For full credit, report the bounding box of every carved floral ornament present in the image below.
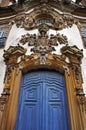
[13,4,77,30]
[19,23,68,64]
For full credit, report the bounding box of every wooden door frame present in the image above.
[0,45,86,130]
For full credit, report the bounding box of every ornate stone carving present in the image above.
[20,33,36,46]
[3,45,27,86]
[61,45,83,59]
[63,15,75,27]
[20,23,68,64]
[61,44,84,112]
[0,88,10,111]
[63,65,70,75]
[14,4,76,30]
[73,64,83,91]
[14,15,25,28]
[54,17,66,30]
[19,52,68,75]
[75,87,85,112]
[4,65,14,86]
[61,45,83,83]
[38,23,49,36]
[74,65,82,82]
[3,44,27,65]
[23,16,35,30]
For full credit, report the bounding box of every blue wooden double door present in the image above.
[15,70,70,130]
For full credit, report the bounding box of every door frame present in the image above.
[0,46,85,130]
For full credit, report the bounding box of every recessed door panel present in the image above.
[15,71,70,130]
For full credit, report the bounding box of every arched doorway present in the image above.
[15,70,70,130]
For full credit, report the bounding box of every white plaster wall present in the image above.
[0,24,86,95]
[0,50,6,95]
[81,58,86,94]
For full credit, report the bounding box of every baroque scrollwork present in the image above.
[19,23,68,64]
[14,4,76,30]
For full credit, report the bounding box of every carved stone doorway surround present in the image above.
[0,44,86,130]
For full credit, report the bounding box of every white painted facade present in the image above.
[0,23,86,95]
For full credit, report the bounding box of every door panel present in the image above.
[15,71,70,130]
